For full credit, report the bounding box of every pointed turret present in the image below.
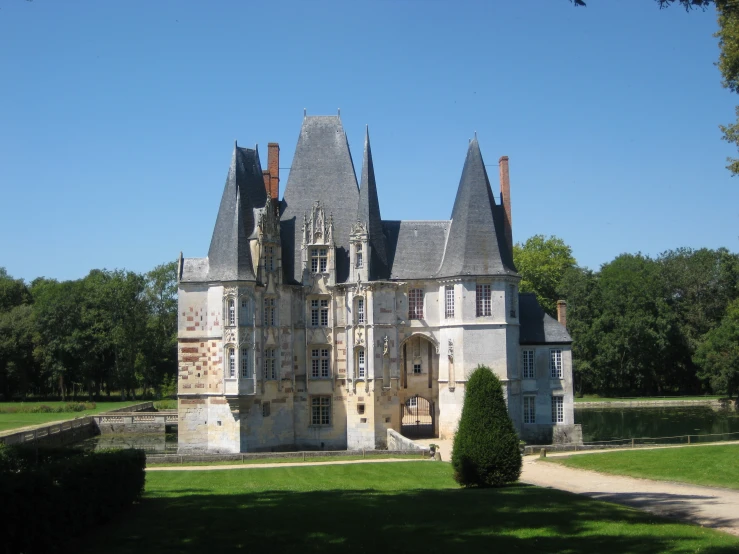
[280,116,359,283]
[437,138,516,278]
[207,144,268,281]
[356,127,389,280]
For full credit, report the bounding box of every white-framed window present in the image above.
[264,297,276,327]
[262,402,270,417]
[445,285,454,318]
[552,395,564,423]
[264,348,276,380]
[509,284,517,318]
[550,349,563,379]
[357,349,365,378]
[265,245,275,272]
[408,288,424,320]
[311,396,331,426]
[522,350,535,379]
[310,298,329,326]
[408,397,418,408]
[357,297,365,324]
[240,298,251,326]
[311,347,330,378]
[228,347,236,378]
[228,298,236,326]
[476,283,492,316]
[241,348,252,379]
[523,395,536,424]
[356,243,363,268]
[311,248,328,273]
[413,362,422,375]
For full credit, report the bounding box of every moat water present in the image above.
[74,405,739,452]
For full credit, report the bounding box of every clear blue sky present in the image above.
[1,0,737,282]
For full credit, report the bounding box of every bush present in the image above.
[0,445,146,553]
[451,366,522,487]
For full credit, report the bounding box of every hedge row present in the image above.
[0,402,96,414]
[0,445,146,554]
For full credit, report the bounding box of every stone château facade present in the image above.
[176,114,581,452]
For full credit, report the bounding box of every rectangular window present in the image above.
[320,299,329,326]
[265,245,274,272]
[262,402,270,417]
[408,288,424,320]
[522,350,535,379]
[311,396,331,426]
[523,396,536,424]
[413,363,422,375]
[357,297,365,324]
[552,396,564,423]
[311,299,319,326]
[357,349,365,378]
[264,348,276,380]
[228,299,236,326]
[476,283,492,316]
[228,347,236,378]
[356,243,363,268]
[550,349,563,379]
[311,348,330,378]
[240,298,251,326]
[311,248,328,273]
[311,298,329,326]
[241,349,252,379]
[264,297,275,327]
[445,285,454,318]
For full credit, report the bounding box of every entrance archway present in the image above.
[401,394,434,438]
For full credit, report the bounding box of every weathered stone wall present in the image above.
[387,428,425,451]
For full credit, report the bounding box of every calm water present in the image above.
[575,405,739,443]
[80,432,179,454]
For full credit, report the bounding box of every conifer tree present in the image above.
[452,366,522,487]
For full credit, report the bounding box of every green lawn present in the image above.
[77,462,739,553]
[574,395,724,403]
[147,454,424,467]
[0,401,141,433]
[547,445,739,490]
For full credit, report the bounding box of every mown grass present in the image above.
[575,395,724,403]
[0,401,141,433]
[547,444,739,490]
[147,454,425,467]
[78,462,739,554]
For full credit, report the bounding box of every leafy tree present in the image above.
[694,298,739,397]
[451,366,521,487]
[0,305,36,399]
[513,235,576,317]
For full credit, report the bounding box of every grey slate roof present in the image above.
[180,257,209,283]
[437,138,517,278]
[206,145,267,282]
[383,221,451,280]
[280,116,359,283]
[519,293,572,344]
[357,128,390,280]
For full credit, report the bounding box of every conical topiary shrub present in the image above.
[451,365,522,487]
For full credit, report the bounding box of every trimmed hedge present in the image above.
[452,366,522,487]
[0,445,146,554]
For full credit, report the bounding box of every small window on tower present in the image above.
[357,404,365,415]
[356,243,363,268]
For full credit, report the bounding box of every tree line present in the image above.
[0,262,177,401]
[515,237,739,398]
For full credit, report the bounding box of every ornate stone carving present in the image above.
[224,327,236,344]
[383,335,389,357]
[258,194,280,240]
[350,220,367,236]
[448,339,454,362]
[302,201,334,247]
[223,286,238,298]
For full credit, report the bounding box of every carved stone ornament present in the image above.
[351,220,368,236]
[303,201,334,247]
[223,286,238,298]
[448,338,454,362]
[383,335,389,357]
[224,328,236,344]
[258,194,280,239]
[356,329,364,346]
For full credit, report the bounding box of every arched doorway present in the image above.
[401,395,434,438]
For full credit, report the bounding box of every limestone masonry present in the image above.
[177,114,580,452]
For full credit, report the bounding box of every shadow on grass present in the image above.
[78,484,739,554]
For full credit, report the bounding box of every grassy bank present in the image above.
[574,395,724,403]
[547,445,739,490]
[79,462,739,553]
[0,401,141,433]
[147,453,424,468]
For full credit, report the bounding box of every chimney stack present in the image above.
[499,156,512,254]
[268,143,280,202]
[557,300,567,328]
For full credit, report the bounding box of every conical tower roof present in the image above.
[357,127,389,280]
[437,138,516,278]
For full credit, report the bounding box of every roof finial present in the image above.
[337,108,341,117]
[304,108,307,118]
[474,131,477,139]
[235,139,238,147]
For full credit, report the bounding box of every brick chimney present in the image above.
[268,143,279,201]
[557,300,567,328]
[499,155,512,254]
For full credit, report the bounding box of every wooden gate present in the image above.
[401,395,434,438]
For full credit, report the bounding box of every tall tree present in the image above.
[694,298,739,396]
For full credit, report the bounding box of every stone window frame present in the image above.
[262,402,271,417]
[264,347,277,380]
[264,244,276,273]
[263,296,277,327]
[523,395,536,424]
[408,288,424,320]
[356,296,365,324]
[355,243,363,268]
[309,296,330,327]
[310,346,331,379]
[476,283,492,317]
[549,349,563,379]
[310,395,332,426]
[239,296,253,327]
[226,344,236,379]
[551,395,564,424]
[356,347,366,379]
[240,347,252,379]
[444,285,454,319]
[310,247,328,273]
[413,362,422,375]
[522,349,535,379]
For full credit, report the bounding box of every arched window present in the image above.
[228,299,236,326]
[357,297,365,324]
[357,349,365,378]
[228,347,236,378]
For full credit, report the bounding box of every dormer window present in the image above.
[356,243,363,268]
[311,248,328,273]
[408,288,424,320]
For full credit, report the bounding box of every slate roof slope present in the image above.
[437,138,517,278]
[180,258,209,283]
[383,220,451,280]
[280,116,359,284]
[206,144,267,282]
[519,293,572,344]
[357,127,390,280]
